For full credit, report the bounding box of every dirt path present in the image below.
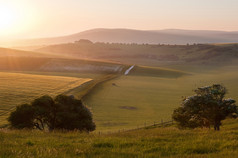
[124,65,135,75]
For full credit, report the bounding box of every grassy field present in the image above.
[1,65,237,132]
[83,65,238,131]
[1,119,238,158]
[0,72,92,126]
[0,44,238,157]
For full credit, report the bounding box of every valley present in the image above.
[0,43,238,131]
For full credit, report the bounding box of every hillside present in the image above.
[83,64,238,131]
[2,29,238,47]
[0,47,127,73]
[0,46,193,75]
[0,47,50,57]
[36,42,238,68]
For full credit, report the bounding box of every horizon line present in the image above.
[1,27,238,40]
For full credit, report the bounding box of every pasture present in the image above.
[84,65,238,131]
[0,72,92,126]
[1,64,238,131]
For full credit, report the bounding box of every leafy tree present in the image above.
[8,95,96,132]
[8,104,35,129]
[172,84,237,130]
[54,95,96,131]
[31,95,56,130]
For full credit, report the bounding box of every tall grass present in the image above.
[1,119,238,157]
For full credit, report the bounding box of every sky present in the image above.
[0,0,238,39]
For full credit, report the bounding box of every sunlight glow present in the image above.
[0,4,18,31]
[0,0,238,39]
[0,1,36,37]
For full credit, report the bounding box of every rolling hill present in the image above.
[2,28,238,47]
[0,47,188,77]
[0,47,49,57]
[35,42,238,68]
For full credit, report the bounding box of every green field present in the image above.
[1,44,238,157]
[84,65,238,131]
[0,72,92,125]
[1,64,238,132]
[1,119,238,158]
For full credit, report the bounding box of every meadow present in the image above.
[0,44,238,157]
[1,119,238,158]
[84,65,238,131]
[0,71,92,126]
[0,66,238,132]
[1,62,238,132]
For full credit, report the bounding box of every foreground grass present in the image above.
[1,119,238,158]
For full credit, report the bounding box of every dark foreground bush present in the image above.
[8,95,96,132]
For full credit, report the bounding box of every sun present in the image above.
[0,5,18,31]
[0,1,36,37]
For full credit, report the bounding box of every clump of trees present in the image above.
[172,84,237,130]
[8,95,96,132]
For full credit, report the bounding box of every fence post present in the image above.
[161,119,164,127]
[154,121,156,126]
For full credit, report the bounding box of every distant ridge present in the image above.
[1,28,238,47]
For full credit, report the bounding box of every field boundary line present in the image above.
[97,119,174,135]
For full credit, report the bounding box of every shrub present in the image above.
[8,95,96,132]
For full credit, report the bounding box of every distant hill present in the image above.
[2,28,238,47]
[36,42,238,67]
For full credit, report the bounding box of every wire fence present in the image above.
[0,106,175,134]
[97,119,174,135]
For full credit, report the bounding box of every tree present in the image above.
[8,95,96,132]
[53,95,96,131]
[31,95,56,131]
[172,84,237,130]
[8,104,35,129]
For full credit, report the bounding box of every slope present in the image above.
[36,42,238,68]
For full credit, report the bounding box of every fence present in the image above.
[97,119,174,135]
[0,107,174,134]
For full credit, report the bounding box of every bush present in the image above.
[8,95,96,132]
[8,104,35,129]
